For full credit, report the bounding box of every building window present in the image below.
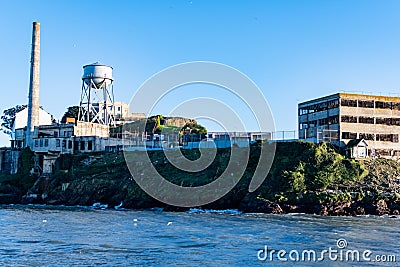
[68,140,72,149]
[341,115,357,123]
[393,102,400,111]
[328,115,339,125]
[44,139,49,147]
[56,139,60,147]
[54,131,58,138]
[80,141,85,150]
[88,140,93,150]
[117,107,121,111]
[392,118,400,126]
[308,120,317,128]
[299,123,308,130]
[40,139,43,147]
[62,140,66,148]
[342,132,357,139]
[375,101,392,109]
[318,118,328,126]
[376,134,398,142]
[299,108,308,115]
[359,133,375,141]
[341,99,357,107]
[359,116,374,124]
[35,140,38,147]
[358,100,374,108]
[327,99,339,109]
[376,117,392,125]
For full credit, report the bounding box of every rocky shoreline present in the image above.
[0,142,399,216]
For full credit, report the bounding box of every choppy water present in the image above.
[0,205,398,266]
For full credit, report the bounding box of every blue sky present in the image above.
[1,0,400,145]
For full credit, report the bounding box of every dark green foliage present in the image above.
[180,122,207,135]
[262,142,368,198]
[123,115,207,136]
[1,105,27,135]
[0,147,36,191]
[61,106,80,123]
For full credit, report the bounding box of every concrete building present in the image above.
[298,93,400,159]
[11,106,53,149]
[181,132,271,149]
[93,101,145,122]
[15,121,127,174]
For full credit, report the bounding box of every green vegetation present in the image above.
[61,106,80,123]
[264,142,368,195]
[0,147,36,192]
[0,140,398,215]
[121,115,207,136]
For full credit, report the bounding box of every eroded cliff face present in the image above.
[2,142,400,216]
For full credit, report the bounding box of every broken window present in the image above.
[375,101,392,109]
[359,117,374,124]
[318,118,328,126]
[393,102,400,111]
[341,99,357,107]
[358,100,374,108]
[376,117,392,125]
[359,133,375,140]
[328,115,339,125]
[341,115,357,123]
[327,99,339,109]
[392,118,400,126]
[308,120,317,127]
[80,141,85,150]
[377,134,395,142]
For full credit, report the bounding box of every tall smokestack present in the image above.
[26,22,40,148]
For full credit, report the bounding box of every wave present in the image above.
[187,208,242,215]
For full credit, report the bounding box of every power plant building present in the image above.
[298,93,400,159]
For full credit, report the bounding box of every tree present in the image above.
[180,122,207,135]
[61,106,80,123]
[1,105,27,136]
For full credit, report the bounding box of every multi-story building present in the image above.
[92,101,145,122]
[298,93,400,158]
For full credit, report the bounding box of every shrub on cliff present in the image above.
[264,142,368,195]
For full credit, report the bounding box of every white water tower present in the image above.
[78,62,115,126]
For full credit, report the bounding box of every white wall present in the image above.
[13,107,53,130]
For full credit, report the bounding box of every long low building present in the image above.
[298,92,400,159]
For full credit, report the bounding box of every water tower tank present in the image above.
[82,62,113,87]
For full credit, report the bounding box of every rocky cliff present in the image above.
[1,142,399,216]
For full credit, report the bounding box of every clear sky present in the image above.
[1,0,400,146]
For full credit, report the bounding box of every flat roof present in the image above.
[299,92,400,107]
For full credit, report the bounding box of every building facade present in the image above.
[298,93,400,158]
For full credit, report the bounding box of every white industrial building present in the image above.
[11,107,53,149]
